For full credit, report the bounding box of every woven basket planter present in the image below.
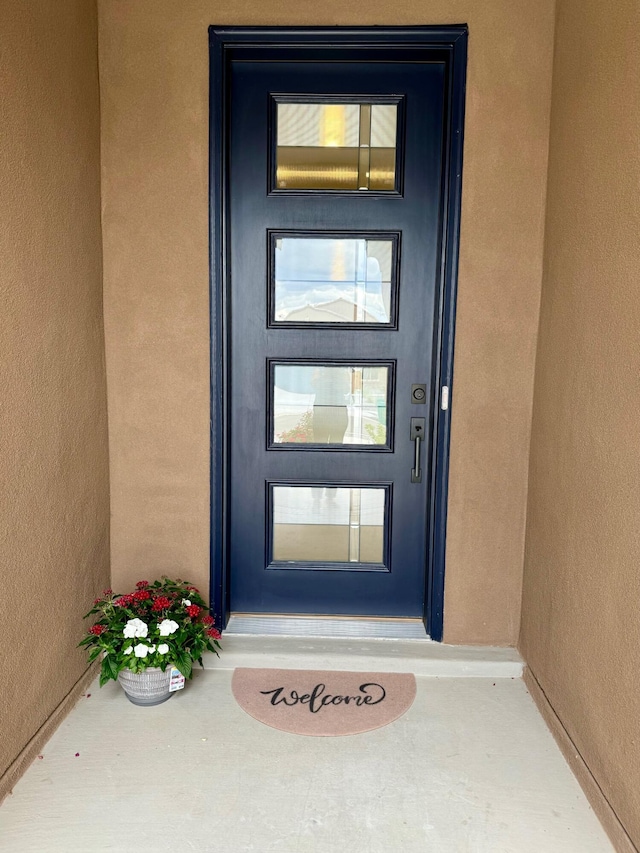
[117,666,173,706]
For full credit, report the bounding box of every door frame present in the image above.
[208,25,467,641]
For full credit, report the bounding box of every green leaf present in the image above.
[104,655,120,681]
[176,655,192,679]
[205,640,221,656]
[100,659,114,686]
[82,605,101,619]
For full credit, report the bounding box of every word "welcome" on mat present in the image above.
[231,668,416,736]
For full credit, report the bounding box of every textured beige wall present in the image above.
[520,0,640,846]
[0,1,109,781]
[99,0,555,644]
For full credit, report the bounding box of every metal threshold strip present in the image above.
[225,614,430,640]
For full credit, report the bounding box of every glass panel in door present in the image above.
[271,233,398,326]
[270,485,388,567]
[270,362,392,448]
[275,101,399,191]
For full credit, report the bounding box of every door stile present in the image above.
[426,37,467,641]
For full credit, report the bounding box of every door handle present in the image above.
[410,417,426,483]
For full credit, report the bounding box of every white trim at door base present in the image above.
[225,614,429,640]
[205,633,524,678]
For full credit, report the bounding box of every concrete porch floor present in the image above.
[0,642,615,852]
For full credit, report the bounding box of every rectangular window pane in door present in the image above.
[271,363,392,448]
[271,485,387,566]
[275,101,398,191]
[272,234,396,325]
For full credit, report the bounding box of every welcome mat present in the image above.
[231,668,416,736]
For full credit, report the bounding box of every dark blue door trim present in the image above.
[208,26,467,641]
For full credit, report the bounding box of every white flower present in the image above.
[182,599,191,607]
[123,618,148,639]
[148,645,156,653]
[123,646,133,655]
[158,619,179,637]
[157,643,169,655]
[133,643,150,658]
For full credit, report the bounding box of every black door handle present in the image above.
[410,417,425,483]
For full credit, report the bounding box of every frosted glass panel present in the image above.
[370,104,397,148]
[273,236,394,324]
[276,102,398,191]
[273,364,390,447]
[272,486,385,563]
[277,103,361,148]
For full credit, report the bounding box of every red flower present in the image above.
[93,598,101,605]
[114,594,134,607]
[134,589,151,601]
[89,624,106,635]
[186,585,199,592]
[202,615,214,626]
[102,588,113,596]
[207,628,221,639]
[152,596,171,611]
[187,605,201,618]
[136,580,149,589]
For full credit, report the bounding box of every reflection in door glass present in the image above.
[272,364,389,447]
[276,102,397,190]
[272,486,385,564]
[273,236,394,324]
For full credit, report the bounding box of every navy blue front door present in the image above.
[227,57,446,618]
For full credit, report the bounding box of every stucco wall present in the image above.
[0,1,109,782]
[520,0,640,846]
[99,0,555,644]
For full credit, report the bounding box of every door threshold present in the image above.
[225,614,429,640]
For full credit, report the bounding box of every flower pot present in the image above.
[117,666,173,706]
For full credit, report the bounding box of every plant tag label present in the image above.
[169,667,185,692]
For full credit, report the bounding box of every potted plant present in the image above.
[79,578,222,706]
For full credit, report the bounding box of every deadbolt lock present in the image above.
[411,384,427,404]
